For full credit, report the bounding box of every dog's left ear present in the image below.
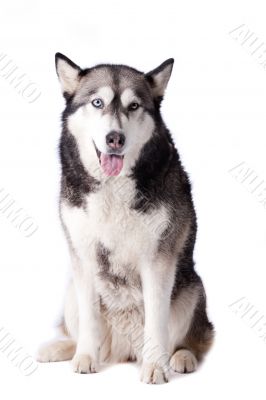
[145,58,174,98]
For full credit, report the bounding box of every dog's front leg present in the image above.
[140,258,175,384]
[71,254,101,374]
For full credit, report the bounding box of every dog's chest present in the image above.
[86,178,166,260]
[61,178,169,306]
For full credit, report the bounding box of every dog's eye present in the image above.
[128,102,139,111]
[92,98,104,108]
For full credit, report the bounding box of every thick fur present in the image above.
[38,54,214,384]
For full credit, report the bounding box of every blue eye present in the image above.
[92,98,104,108]
[128,102,139,111]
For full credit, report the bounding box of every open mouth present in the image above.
[94,144,124,177]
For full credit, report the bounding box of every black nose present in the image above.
[106,131,125,150]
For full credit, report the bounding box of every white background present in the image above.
[0,0,265,398]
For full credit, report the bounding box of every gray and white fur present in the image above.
[38,53,214,384]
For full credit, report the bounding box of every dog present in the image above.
[38,53,214,384]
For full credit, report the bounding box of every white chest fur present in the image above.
[61,176,170,307]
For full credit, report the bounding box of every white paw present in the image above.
[37,340,74,363]
[72,353,98,374]
[170,349,198,373]
[140,362,169,384]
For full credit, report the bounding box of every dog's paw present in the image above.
[170,349,198,373]
[37,340,75,363]
[72,353,99,374]
[38,344,58,363]
[140,362,169,384]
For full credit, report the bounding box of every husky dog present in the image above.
[38,53,214,384]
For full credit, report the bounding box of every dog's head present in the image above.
[56,53,174,177]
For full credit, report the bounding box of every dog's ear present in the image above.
[55,53,82,97]
[145,58,174,98]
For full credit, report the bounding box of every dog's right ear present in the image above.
[55,53,82,97]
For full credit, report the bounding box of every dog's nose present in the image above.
[106,131,125,150]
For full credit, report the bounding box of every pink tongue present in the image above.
[100,153,124,176]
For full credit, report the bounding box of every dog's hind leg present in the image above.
[38,339,76,362]
[38,282,78,363]
[169,280,214,374]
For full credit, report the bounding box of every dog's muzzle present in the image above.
[93,133,125,177]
